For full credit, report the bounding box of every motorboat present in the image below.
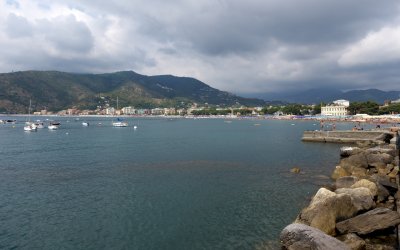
[6,119,16,124]
[112,112,128,127]
[112,121,128,127]
[34,120,45,129]
[48,124,59,130]
[82,122,89,126]
[48,121,60,130]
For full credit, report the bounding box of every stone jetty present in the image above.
[302,130,397,144]
[281,131,400,249]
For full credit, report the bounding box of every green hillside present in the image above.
[0,70,265,113]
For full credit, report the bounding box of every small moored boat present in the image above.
[48,121,60,130]
[112,118,128,127]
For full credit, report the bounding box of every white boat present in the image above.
[24,123,37,132]
[24,99,37,132]
[34,120,45,129]
[48,124,58,130]
[48,121,60,130]
[82,122,89,126]
[112,120,128,127]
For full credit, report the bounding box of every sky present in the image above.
[1,0,400,95]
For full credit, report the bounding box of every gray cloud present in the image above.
[36,15,94,53]
[6,13,33,38]
[1,0,400,95]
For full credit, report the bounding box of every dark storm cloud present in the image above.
[1,0,400,94]
[135,0,399,55]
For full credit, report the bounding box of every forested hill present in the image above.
[0,70,265,113]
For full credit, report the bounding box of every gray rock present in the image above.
[366,146,396,157]
[336,233,365,250]
[367,153,394,166]
[340,147,361,158]
[371,175,398,193]
[340,153,368,170]
[280,223,350,250]
[365,243,396,250]
[376,184,390,203]
[336,176,359,189]
[335,187,375,211]
[336,207,400,235]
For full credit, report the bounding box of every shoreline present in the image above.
[2,114,400,123]
[281,131,400,249]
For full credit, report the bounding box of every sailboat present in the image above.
[24,99,37,132]
[112,97,128,127]
[112,117,128,127]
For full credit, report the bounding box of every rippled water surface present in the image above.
[0,117,344,249]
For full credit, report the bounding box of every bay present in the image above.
[0,117,344,249]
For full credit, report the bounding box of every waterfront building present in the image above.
[67,108,79,115]
[122,106,136,115]
[332,99,350,107]
[321,100,349,116]
[151,108,164,115]
[105,107,115,115]
[392,99,400,104]
[164,108,176,115]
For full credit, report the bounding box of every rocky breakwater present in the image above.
[280,142,400,250]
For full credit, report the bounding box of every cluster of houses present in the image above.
[33,105,263,116]
[31,98,400,117]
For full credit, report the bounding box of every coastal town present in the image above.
[20,97,400,123]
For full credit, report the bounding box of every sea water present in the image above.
[0,117,345,249]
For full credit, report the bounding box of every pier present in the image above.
[302,130,398,145]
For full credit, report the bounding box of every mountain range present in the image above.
[256,88,400,104]
[1,70,399,113]
[0,70,265,113]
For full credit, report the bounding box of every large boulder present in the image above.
[296,188,358,235]
[332,166,350,180]
[336,233,365,250]
[280,223,350,250]
[376,184,390,203]
[367,146,397,157]
[340,147,361,158]
[351,179,378,197]
[350,167,367,178]
[336,208,400,235]
[335,187,375,211]
[387,166,399,179]
[370,175,398,193]
[367,153,394,167]
[335,176,359,189]
[340,153,368,170]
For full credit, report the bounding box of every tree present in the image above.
[312,102,325,115]
[348,101,379,115]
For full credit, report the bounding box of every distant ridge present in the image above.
[0,70,265,113]
[258,88,400,104]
